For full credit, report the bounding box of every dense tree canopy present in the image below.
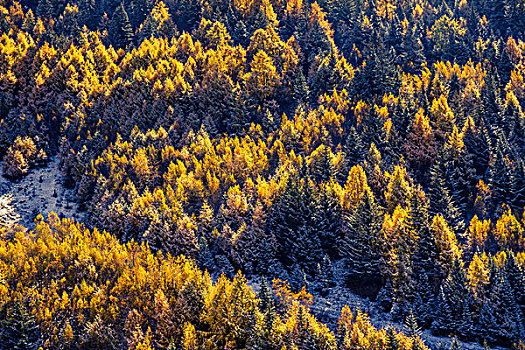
[1,0,525,346]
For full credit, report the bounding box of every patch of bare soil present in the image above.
[0,157,86,228]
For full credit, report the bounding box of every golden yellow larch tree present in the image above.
[243,50,280,102]
[467,215,491,253]
[431,214,461,276]
[494,208,525,251]
[201,272,259,349]
[385,165,414,213]
[445,125,465,160]
[405,108,438,169]
[467,252,489,301]
[430,94,456,140]
[340,164,371,212]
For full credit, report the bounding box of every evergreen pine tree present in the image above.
[292,69,310,109]
[411,188,439,278]
[377,278,394,312]
[313,182,342,257]
[339,191,382,291]
[412,273,435,328]
[481,70,505,126]
[270,173,322,273]
[289,263,309,291]
[489,137,512,212]
[257,276,277,331]
[508,155,525,213]
[109,3,134,49]
[387,327,400,350]
[463,117,492,177]
[428,160,465,235]
[487,268,525,344]
[79,0,97,29]
[405,309,422,339]
[37,0,54,19]
[506,252,525,315]
[441,128,476,220]
[477,301,498,343]
[399,25,425,73]
[309,145,334,183]
[344,126,365,166]
[315,254,335,296]
[432,285,454,335]
[434,260,473,337]
[449,337,462,350]
[197,236,215,272]
[131,0,150,28]
[0,302,43,350]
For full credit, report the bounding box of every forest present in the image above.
[0,0,525,348]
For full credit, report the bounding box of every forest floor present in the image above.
[0,159,500,350]
[0,157,86,228]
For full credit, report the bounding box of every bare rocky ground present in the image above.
[0,157,86,228]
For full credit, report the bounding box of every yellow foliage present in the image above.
[431,214,461,275]
[494,208,525,251]
[467,215,490,252]
[341,165,371,212]
[385,165,413,212]
[430,94,455,138]
[467,253,489,299]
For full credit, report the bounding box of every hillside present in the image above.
[1,0,525,348]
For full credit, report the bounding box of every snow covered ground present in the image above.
[0,157,86,228]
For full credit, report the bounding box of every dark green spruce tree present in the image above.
[339,191,383,294]
[0,302,43,350]
[109,3,134,49]
[270,173,322,274]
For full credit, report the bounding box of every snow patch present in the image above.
[0,157,86,228]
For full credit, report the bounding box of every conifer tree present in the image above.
[405,309,422,339]
[433,260,472,337]
[110,3,134,49]
[449,337,462,350]
[486,268,525,343]
[339,190,382,289]
[315,254,335,296]
[0,302,43,350]
[377,278,394,312]
[405,108,438,175]
[489,138,512,212]
[131,0,150,28]
[270,173,322,273]
[431,214,461,277]
[428,160,465,235]
[344,126,365,166]
[462,117,491,177]
[313,181,342,256]
[387,327,400,350]
[411,188,439,277]
[412,273,435,328]
[308,144,335,183]
[442,126,475,216]
[79,0,97,29]
[37,0,54,19]
[477,301,498,343]
[506,252,525,314]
